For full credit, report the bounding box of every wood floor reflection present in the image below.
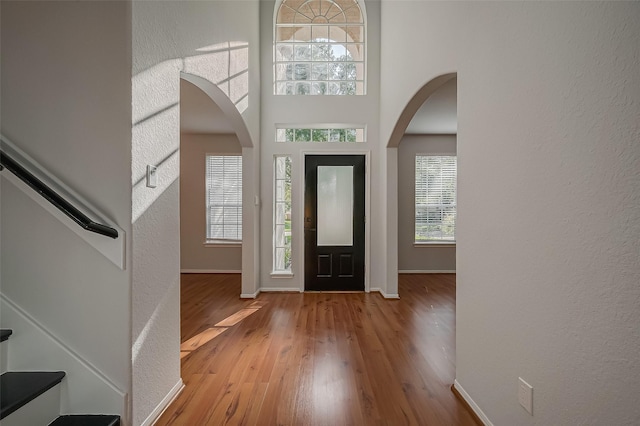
[154,273,479,426]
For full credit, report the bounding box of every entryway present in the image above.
[304,155,365,291]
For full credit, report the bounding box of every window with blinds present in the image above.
[206,155,242,242]
[415,155,457,243]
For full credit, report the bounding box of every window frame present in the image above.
[274,0,367,96]
[205,154,243,245]
[414,154,457,245]
[272,155,293,275]
[275,124,366,143]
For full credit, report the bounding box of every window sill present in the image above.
[270,271,294,278]
[414,242,456,248]
[204,241,242,248]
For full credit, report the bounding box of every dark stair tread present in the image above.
[0,371,66,419]
[0,329,12,342]
[49,415,121,426]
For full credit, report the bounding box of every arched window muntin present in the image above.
[274,0,366,95]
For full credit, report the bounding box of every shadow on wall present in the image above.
[132,41,250,222]
[131,41,251,425]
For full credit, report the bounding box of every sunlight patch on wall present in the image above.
[132,42,250,222]
[132,59,182,223]
[183,42,250,114]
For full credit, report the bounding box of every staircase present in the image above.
[0,329,120,426]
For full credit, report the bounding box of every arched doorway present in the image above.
[387,73,457,295]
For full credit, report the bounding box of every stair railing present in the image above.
[0,148,118,239]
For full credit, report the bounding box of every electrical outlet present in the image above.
[518,377,533,415]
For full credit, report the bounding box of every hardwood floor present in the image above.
[155,273,479,426]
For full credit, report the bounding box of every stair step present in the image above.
[0,329,12,342]
[49,415,121,426]
[0,371,66,419]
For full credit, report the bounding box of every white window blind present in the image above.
[415,155,457,242]
[206,155,242,241]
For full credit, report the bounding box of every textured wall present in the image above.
[131,1,260,424]
[1,0,131,418]
[382,2,640,424]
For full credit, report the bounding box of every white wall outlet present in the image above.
[518,377,533,415]
[146,165,157,188]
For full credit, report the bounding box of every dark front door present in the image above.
[304,155,365,291]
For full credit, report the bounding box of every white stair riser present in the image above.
[0,382,61,426]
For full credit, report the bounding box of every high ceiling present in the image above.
[180,76,457,135]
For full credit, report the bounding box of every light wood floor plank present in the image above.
[154,273,480,426]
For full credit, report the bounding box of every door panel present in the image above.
[305,155,365,291]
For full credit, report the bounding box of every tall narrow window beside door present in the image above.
[273,156,292,272]
[415,155,456,243]
[206,155,242,242]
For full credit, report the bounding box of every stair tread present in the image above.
[49,415,120,426]
[0,371,66,420]
[0,329,12,342]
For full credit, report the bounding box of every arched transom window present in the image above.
[275,0,365,95]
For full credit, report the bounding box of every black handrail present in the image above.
[0,150,118,239]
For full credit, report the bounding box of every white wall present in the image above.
[258,0,390,294]
[382,2,640,424]
[1,0,132,419]
[131,1,260,424]
[180,133,242,272]
[398,135,456,272]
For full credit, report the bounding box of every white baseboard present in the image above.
[180,269,241,274]
[259,287,302,293]
[140,379,184,426]
[398,270,456,274]
[453,380,492,426]
[240,290,261,299]
[370,288,400,299]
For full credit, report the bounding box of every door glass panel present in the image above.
[317,165,353,246]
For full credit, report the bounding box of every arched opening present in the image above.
[179,73,257,299]
[387,73,457,297]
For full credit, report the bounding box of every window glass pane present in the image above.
[345,26,363,43]
[294,45,311,61]
[276,44,294,61]
[311,25,330,41]
[311,63,328,80]
[295,81,311,94]
[317,166,353,246]
[311,82,327,95]
[295,128,311,141]
[329,26,347,43]
[312,129,329,142]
